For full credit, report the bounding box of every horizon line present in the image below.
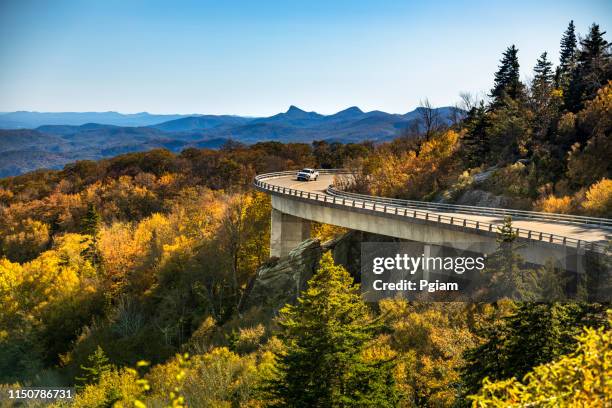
[0,104,459,118]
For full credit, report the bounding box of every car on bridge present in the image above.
[296,168,319,181]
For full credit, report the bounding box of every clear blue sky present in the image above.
[0,0,610,116]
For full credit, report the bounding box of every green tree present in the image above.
[487,97,532,162]
[461,102,490,167]
[76,346,113,389]
[81,203,102,266]
[531,52,561,151]
[533,52,554,91]
[566,23,611,111]
[268,252,399,407]
[531,52,555,111]
[490,45,524,106]
[460,305,513,402]
[469,310,611,407]
[482,216,537,301]
[82,203,102,236]
[460,303,607,404]
[555,20,577,90]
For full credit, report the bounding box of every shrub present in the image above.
[535,195,574,214]
[233,324,266,354]
[70,368,141,408]
[582,178,612,217]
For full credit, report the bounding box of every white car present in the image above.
[296,168,319,181]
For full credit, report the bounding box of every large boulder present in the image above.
[242,238,324,313]
[241,231,400,314]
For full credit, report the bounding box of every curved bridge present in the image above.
[254,170,611,270]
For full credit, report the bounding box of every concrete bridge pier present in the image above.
[271,208,311,258]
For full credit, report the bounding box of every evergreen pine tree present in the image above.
[461,102,490,167]
[483,217,538,301]
[82,203,102,236]
[496,215,518,244]
[460,303,607,404]
[75,346,112,389]
[490,45,524,106]
[81,203,102,266]
[460,308,511,400]
[502,303,578,375]
[531,52,557,142]
[555,20,577,89]
[566,23,611,111]
[268,252,399,407]
[532,52,554,98]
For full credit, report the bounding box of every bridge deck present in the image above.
[264,174,611,246]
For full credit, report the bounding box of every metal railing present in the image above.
[253,170,610,253]
[327,187,612,228]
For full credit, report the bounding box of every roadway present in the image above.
[261,173,611,249]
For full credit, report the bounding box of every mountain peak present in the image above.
[286,105,306,114]
[338,106,363,115]
[326,106,366,121]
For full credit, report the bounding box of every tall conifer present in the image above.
[461,102,490,167]
[490,45,524,106]
[555,20,577,89]
[268,252,399,407]
[566,23,611,110]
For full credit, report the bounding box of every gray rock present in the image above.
[242,230,401,314]
[242,238,324,314]
[455,189,515,208]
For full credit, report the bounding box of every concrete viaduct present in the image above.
[254,170,611,272]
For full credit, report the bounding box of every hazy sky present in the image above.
[0,0,610,116]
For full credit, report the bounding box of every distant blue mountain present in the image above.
[0,105,459,177]
[151,115,252,132]
[323,106,365,122]
[0,111,196,129]
[36,123,120,136]
[251,105,325,127]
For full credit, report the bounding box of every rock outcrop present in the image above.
[455,189,516,208]
[242,238,325,313]
[242,231,400,314]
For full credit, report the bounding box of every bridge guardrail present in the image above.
[326,186,612,228]
[254,170,610,254]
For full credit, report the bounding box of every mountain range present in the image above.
[0,111,197,129]
[0,106,457,177]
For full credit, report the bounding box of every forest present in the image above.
[0,21,610,407]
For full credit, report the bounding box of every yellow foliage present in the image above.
[419,128,460,161]
[369,130,461,199]
[68,368,142,407]
[470,314,612,407]
[234,324,266,354]
[578,80,612,130]
[98,222,139,290]
[121,347,264,407]
[0,218,50,261]
[536,195,574,214]
[582,178,612,217]
[567,82,612,187]
[378,300,478,406]
[311,222,349,242]
[0,258,24,336]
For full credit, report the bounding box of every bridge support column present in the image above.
[423,244,432,281]
[271,208,311,258]
[422,244,443,281]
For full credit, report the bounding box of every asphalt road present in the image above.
[264,174,611,246]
